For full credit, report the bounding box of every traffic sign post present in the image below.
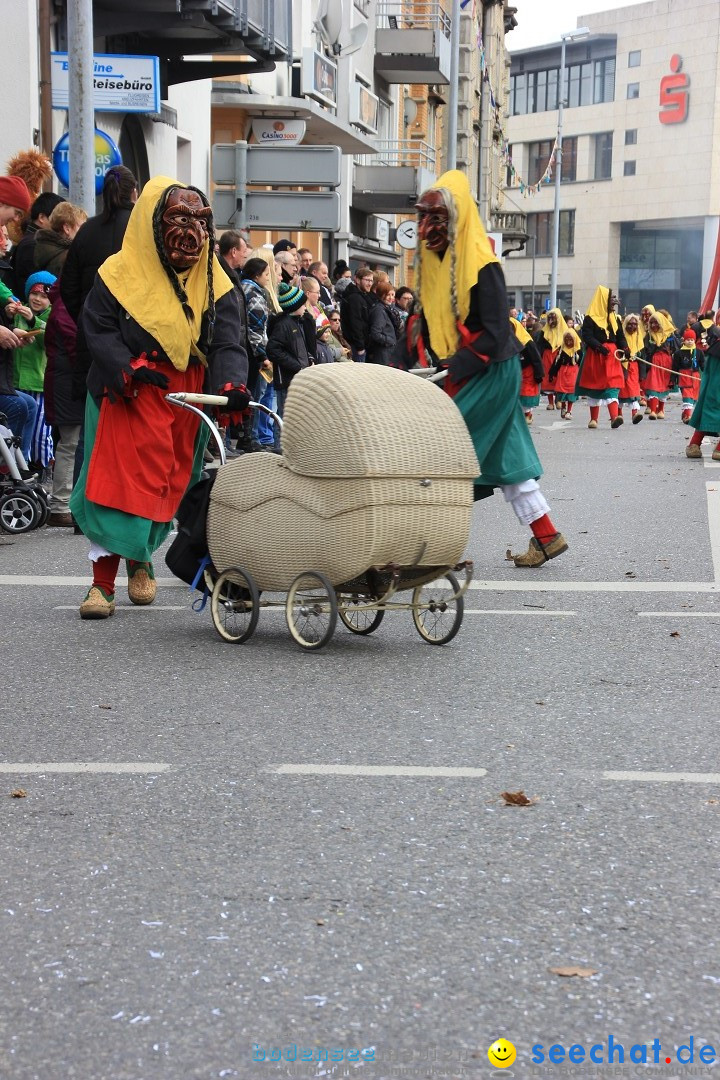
[211,141,342,230]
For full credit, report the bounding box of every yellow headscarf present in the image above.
[648,310,674,347]
[623,315,643,357]
[561,327,581,356]
[542,307,569,351]
[585,286,620,335]
[510,316,532,347]
[99,175,233,371]
[417,170,498,360]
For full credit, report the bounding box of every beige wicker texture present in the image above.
[280,363,479,478]
[207,454,473,592]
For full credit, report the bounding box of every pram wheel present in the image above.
[211,566,260,643]
[411,571,464,645]
[286,571,337,651]
[338,596,385,635]
[34,489,50,527]
[0,490,41,533]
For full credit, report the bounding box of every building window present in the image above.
[627,82,640,99]
[528,137,576,185]
[625,129,637,145]
[594,132,613,179]
[526,210,575,257]
[628,50,641,67]
[624,160,637,176]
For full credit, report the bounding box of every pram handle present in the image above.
[165,393,283,468]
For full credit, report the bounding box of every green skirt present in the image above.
[70,394,208,562]
[453,358,543,499]
[690,355,720,433]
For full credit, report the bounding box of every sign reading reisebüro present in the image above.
[50,53,160,114]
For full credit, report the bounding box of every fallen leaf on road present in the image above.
[535,700,545,705]
[670,631,680,637]
[315,919,325,926]
[501,790,537,806]
[706,798,719,805]
[625,571,636,578]
[549,965,597,978]
[97,704,112,710]
[10,789,27,798]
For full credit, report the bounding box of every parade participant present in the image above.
[414,170,567,568]
[549,326,581,420]
[686,314,720,460]
[577,285,628,428]
[513,315,544,424]
[673,328,702,424]
[69,176,250,619]
[644,311,674,419]
[537,307,568,410]
[618,313,644,424]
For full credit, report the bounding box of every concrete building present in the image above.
[503,0,720,321]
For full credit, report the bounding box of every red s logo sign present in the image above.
[659,54,689,125]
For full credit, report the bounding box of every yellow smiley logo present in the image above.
[488,1038,516,1068]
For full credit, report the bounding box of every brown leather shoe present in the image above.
[47,511,74,527]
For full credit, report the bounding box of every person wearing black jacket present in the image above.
[10,192,65,300]
[266,282,315,413]
[340,267,374,361]
[367,282,398,365]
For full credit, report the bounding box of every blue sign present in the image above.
[53,128,122,195]
[545,298,551,311]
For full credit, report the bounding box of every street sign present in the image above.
[213,190,341,232]
[51,52,160,114]
[396,219,417,249]
[212,144,342,187]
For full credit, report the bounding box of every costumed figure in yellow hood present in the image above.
[577,285,628,428]
[70,176,250,619]
[548,326,581,420]
[672,327,702,425]
[617,314,645,425]
[414,169,568,568]
[687,311,720,458]
[536,307,569,411]
[512,315,544,426]
[642,309,676,419]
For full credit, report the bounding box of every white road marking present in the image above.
[706,482,720,582]
[0,762,171,774]
[52,604,576,617]
[6,575,718,593]
[604,771,720,784]
[273,764,487,777]
[703,460,720,469]
[462,609,576,615]
[637,611,720,618]
[53,605,187,611]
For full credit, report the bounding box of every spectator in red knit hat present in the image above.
[0,176,32,226]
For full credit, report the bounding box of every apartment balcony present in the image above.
[490,209,529,254]
[353,140,437,214]
[374,1,451,85]
[63,0,291,86]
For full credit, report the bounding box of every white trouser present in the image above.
[88,542,114,561]
[501,479,550,526]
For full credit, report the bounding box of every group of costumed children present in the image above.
[518,289,703,431]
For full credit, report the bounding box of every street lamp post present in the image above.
[550,27,590,310]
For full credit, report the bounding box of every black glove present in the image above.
[598,344,610,357]
[223,388,252,412]
[132,366,170,388]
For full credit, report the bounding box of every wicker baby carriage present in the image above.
[170,363,479,649]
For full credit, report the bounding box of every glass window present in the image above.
[623,160,636,176]
[512,72,527,115]
[594,57,615,103]
[594,132,613,179]
[579,62,593,106]
[628,50,641,67]
[625,129,637,145]
[526,210,575,257]
[627,82,640,99]
[528,139,554,186]
[561,136,577,181]
[546,68,559,112]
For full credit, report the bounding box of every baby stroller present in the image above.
[166,364,479,650]
[0,411,50,533]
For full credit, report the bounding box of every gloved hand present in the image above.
[597,344,610,357]
[133,366,170,388]
[223,388,252,412]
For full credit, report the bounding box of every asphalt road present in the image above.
[2,397,719,1080]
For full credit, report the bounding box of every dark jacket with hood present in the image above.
[266,311,316,390]
[60,207,133,322]
[340,281,374,351]
[34,229,73,279]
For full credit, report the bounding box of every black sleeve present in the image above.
[59,238,85,322]
[581,315,607,351]
[462,263,513,360]
[80,278,135,399]
[206,289,249,394]
[522,340,544,382]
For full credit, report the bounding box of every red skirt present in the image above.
[578,346,624,392]
[540,347,556,392]
[86,363,205,521]
[678,369,700,402]
[644,349,672,394]
[620,359,642,399]
[554,362,578,396]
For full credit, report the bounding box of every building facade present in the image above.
[503,0,720,321]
